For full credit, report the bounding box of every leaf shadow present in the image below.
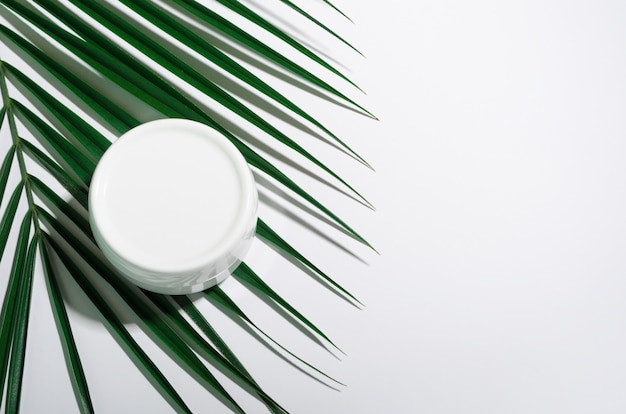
[258,187,368,265]
[229,269,340,360]
[200,291,342,391]
[195,105,370,209]
[165,1,366,118]
[258,234,363,310]
[103,2,355,157]
[46,230,262,413]
[0,1,374,412]
[255,173,363,246]
[243,0,351,70]
[44,246,191,413]
[0,8,159,135]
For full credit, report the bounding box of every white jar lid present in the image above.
[89,119,258,294]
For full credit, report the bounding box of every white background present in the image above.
[4,0,626,413]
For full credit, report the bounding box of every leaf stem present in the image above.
[0,63,40,235]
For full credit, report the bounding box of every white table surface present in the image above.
[3,0,626,413]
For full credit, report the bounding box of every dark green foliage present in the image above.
[0,1,371,412]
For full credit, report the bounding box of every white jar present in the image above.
[89,119,258,294]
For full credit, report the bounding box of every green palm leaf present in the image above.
[0,1,373,412]
[38,241,94,414]
[233,262,341,351]
[207,287,345,386]
[276,0,362,55]
[85,0,370,167]
[212,0,360,90]
[0,181,22,258]
[2,2,372,245]
[169,0,375,117]
[6,235,37,414]
[57,0,370,206]
[320,0,354,22]
[0,211,30,404]
[44,236,192,414]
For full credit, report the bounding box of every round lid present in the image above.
[89,119,258,294]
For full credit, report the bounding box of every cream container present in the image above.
[89,119,258,294]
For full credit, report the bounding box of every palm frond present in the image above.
[276,0,362,55]
[207,286,345,386]
[39,241,93,414]
[0,0,373,412]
